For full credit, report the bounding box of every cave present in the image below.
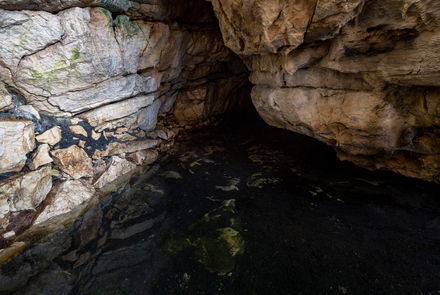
[0,0,440,294]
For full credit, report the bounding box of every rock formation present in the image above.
[209,0,440,183]
[0,0,249,240]
[1,0,440,252]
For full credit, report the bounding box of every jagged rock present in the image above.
[28,144,53,171]
[0,166,52,213]
[208,0,440,182]
[92,139,160,159]
[34,179,95,225]
[0,120,35,174]
[68,125,88,137]
[36,126,62,146]
[17,105,40,120]
[80,93,158,131]
[0,9,64,71]
[111,133,137,142]
[51,145,93,179]
[93,156,136,188]
[91,130,101,140]
[126,149,159,165]
[0,82,13,112]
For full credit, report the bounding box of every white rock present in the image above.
[0,166,52,212]
[0,81,13,112]
[93,156,136,188]
[34,179,95,225]
[0,119,35,174]
[36,126,62,146]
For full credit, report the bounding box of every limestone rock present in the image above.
[0,166,52,213]
[126,149,159,165]
[68,125,88,137]
[36,126,62,146]
[208,0,440,182]
[111,133,137,142]
[0,9,64,71]
[93,156,136,188]
[80,93,157,131]
[17,105,40,119]
[34,179,95,225]
[0,120,35,174]
[92,139,160,159]
[0,82,13,112]
[51,145,93,179]
[28,144,53,171]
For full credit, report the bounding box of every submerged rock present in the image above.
[163,199,244,276]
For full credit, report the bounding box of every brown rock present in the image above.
[51,145,93,179]
[93,156,136,188]
[28,144,53,171]
[68,125,88,137]
[36,126,62,146]
[126,149,159,165]
[92,139,161,159]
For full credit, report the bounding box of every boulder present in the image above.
[51,145,93,179]
[0,120,35,174]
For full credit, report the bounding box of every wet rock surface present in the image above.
[0,112,439,295]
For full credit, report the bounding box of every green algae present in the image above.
[162,200,245,276]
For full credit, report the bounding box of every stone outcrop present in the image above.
[209,0,440,183]
[51,145,94,179]
[0,120,35,174]
[35,179,95,225]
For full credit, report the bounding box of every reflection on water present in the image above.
[1,111,440,295]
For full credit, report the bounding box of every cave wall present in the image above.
[208,0,440,183]
[0,0,249,240]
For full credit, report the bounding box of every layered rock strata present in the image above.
[209,0,440,183]
[0,0,249,245]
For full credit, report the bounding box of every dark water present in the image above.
[1,111,440,295]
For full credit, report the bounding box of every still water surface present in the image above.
[1,111,440,294]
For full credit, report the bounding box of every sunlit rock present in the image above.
[0,120,35,174]
[51,145,93,179]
